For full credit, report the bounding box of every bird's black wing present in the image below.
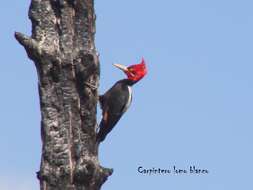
[97,81,130,142]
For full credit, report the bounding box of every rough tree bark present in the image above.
[15,0,112,189]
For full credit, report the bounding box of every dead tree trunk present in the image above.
[15,0,112,189]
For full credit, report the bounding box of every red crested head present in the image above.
[113,58,147,82]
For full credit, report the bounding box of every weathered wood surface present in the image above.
[15,0,112,189]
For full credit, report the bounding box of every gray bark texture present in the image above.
[15,0,113,189]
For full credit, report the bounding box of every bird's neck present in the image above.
[119,79,138,86]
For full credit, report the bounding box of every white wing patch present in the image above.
[122,86,132,113]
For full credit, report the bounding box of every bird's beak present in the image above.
[113,63,128,72]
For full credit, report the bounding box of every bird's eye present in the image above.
[131,70,136,75]
[127,68,135,76]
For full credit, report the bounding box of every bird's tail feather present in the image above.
[96,116,120,143]
[96,120,108,143]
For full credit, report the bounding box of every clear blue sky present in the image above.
[1,0,253,189]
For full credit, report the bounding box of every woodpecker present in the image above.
[97,58,147,142]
